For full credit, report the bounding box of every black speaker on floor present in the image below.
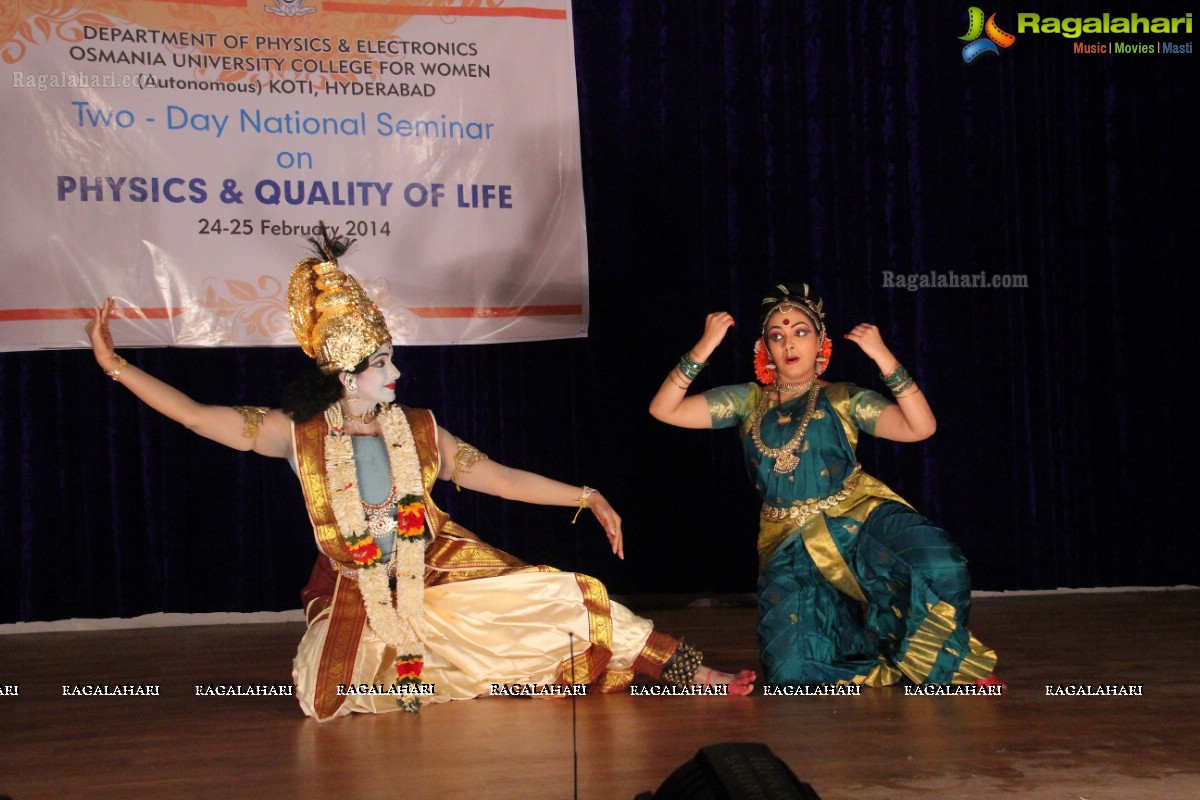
[635,741,822,800]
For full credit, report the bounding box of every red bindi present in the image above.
[782,318,790,326]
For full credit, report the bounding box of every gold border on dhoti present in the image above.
[312,575,368,720]
[632,631,680,681]
[554,573,615,687]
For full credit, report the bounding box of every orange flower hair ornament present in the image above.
[753,339,775,384]
[816,336,833,376]
[754,335,833,385]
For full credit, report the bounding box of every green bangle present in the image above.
[678,352,706,381]
[881,363,910,390]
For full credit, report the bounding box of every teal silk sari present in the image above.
[704,382,996,686]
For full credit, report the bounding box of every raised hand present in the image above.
[86,297,119,369]
[692,311,736,362]
[843,323,896,371]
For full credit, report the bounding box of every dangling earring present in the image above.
[346,379,359,400]
[814,336,833,376]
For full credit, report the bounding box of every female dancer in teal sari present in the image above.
[650,284,999,687]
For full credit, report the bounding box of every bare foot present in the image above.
[694,666,757,696]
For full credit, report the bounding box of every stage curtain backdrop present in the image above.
[1,0,1193,622]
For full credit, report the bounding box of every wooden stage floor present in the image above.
[1,589,1197,799]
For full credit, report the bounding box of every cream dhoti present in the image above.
[295,568,665,717]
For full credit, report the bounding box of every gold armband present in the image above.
[233,405,270,441]
[451,437,489,490]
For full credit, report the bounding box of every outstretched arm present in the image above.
[435,426,624,559]
[87,297,292,457]
[648,312,736,429]
[843,323,937,442]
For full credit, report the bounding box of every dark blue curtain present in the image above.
[1,1,1194,622]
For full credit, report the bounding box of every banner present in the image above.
[0,0,587,351]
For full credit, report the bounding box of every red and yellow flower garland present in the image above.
[325,404,430,711]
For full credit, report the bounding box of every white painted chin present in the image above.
[358,389,396,407]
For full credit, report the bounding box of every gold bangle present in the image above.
[571,485,595,524]
[104,354,127,381]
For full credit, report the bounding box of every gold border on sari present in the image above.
[952,635,999,683]
[894,600,958,683]
[823,382,860,451]
[798,515,869,605]
[758,469,909,578]
[836,657,904,688]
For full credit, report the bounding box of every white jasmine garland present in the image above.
[324,404,428,709]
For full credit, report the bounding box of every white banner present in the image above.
[0,0,587,351]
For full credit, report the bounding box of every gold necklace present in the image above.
[773,379,814,423]
[750,382,821,474]
[341,403,381,425]
[774,378,814,393]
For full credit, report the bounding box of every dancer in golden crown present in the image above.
[88,227,754,720]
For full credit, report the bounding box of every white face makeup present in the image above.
[764,309,819,383]
[344,344,400,407]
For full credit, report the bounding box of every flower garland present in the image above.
[753,339,774,384]
[753,336,834,384]
[324,404,429,711]
[816,336,833,376]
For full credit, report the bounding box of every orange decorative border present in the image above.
[0,304,578,322]
[0,307,183,321]
[323,3,567,20]
[409,304,582,318]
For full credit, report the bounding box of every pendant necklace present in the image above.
[751,381,821,474]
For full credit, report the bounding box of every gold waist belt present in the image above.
[760,478,858,526]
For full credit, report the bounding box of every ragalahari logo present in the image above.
[960,7,1016,62]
